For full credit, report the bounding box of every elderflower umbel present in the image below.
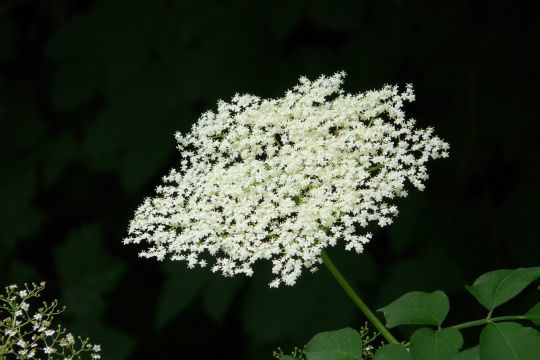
[0,283,101,359]
[123,72,449,287]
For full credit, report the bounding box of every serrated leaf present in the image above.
[304,328,362,360]
[410,328,463,360]
[525,302,540,325]
[452,346,479,360]
[378,291,450,328]
[373,344,412,360]
[466,267,540,311]
[479,322,540,360]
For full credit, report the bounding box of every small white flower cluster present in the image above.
[0,283,101,359]
[124,72,449,287]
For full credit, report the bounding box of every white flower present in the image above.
[1,283,101,359]
[124,72,449,287]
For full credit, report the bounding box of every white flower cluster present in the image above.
[0,283,101,359]
[124,72,449,287]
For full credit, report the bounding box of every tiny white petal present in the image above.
[123,72,449,287]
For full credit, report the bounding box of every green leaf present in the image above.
[242,252,373,345]
[54,225,133,359]
[452,345,480,360]
[0,164,43,244]
[50,61,101,110]
[479,322,540,360]
[0,17,14,62]
[4,261,39,284]
[378,291,450,328]
[410,328,463,360]
[77,322,135,360]
[55,225,127,318]
[374,344,412,360]
[279,356,301,360]
[155,263,208,328]
[39,132,80,186]
[525,302,540,325]
[304,328,362,360]
[452,346,479,360]
[466,267,540,311]
[202,276,244,322]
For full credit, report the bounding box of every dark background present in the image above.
[1,0,539,358]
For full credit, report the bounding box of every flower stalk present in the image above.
[321,251,399,344]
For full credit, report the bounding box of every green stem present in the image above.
[321,251,399,344]
[449,315,528,330]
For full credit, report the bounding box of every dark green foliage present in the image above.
[1,0,539,358]
[241,254,371,346]
[54,225,135,358]
[156,263,244,327]
[374,266,540,359]
[300,266,539,360]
